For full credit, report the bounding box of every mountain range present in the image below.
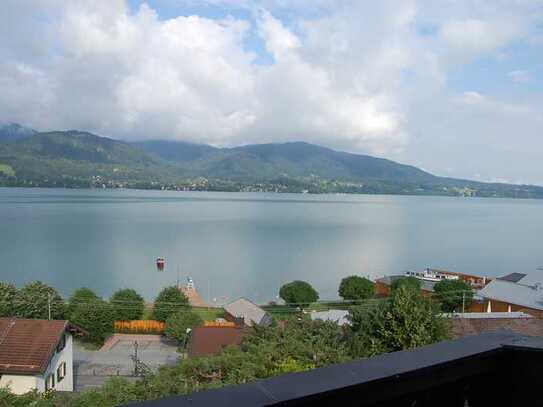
[1,122,542,198]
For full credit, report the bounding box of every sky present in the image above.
[1,0,542,184]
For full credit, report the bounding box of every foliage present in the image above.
[13,281,64,319]
[152,286,189,322]
[338,276,374,301]
[70,298,115,343]
[0,282,17,317]
[66,288,99,320]
[348,286,449,357]
[110,288,145,321]
[390,276,422,292]
[279,281,319,306]
[434,279,474,312]
[164,311,204,345]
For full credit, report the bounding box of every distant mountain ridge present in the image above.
[0,124,542,198]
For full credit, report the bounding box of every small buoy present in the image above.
[156,257,165,271]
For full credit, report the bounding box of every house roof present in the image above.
[450,316,543,339]
[223,298,269,327]
[478,279,543,311]
[0,318,69,375]
[498,273,527,283]
[188,326,245,357]
[376,275,437,292]
[310,310,350,326]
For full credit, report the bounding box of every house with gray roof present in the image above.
[477,271,543,316]
[223,298,272,327]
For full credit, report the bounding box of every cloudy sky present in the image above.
[1,0,542,184]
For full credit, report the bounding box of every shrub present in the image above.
[110,289,145,321]
[279,281,319,307]
[164,311,204,345]
[66,287,100,320]
[348,286,448,357]
[71,298,115,343]
[152,287,189,322]
[434,279,474,312]
[0,282,17,317]
[13,281,64,319]
[338,276,374,301]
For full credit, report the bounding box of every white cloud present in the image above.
[0,0,542,183]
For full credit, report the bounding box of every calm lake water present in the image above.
[1,188,542,303]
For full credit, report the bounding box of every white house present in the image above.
[0,318,81,394]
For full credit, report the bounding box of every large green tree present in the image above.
[152,286,189,322]
[110,288,145,321]
[349,286,448,357]
[279,281,319,307]
[391,276,422,292]
[338,276,374,301]
[164,311,203,345]
[434,279,474,312]
[0,282,17,317]
[66,287,100,319]
[71,298,115,343]
[13,281,64,319]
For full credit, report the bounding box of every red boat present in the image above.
[156,257,165,271]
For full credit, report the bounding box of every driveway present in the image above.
[74,334,180,391]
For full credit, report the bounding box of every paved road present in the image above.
[74,335,180,391]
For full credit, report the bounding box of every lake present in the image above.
[1,188,542,303]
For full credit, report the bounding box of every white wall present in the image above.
[0,374,39,395]
[0,333,73,394]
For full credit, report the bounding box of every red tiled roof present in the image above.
[450,317,543,339]
[188,326,245,357]
[0,318,68,375]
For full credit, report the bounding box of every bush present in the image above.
[0,282,17,317]
[110,289,144,321]
[391,276,422,292]
[152,286,189,322]
[66,287,100,320]
[338,276,374,301]
[348,286,448,357]
[13,281,64,319]
[279,281,319,307]
[71,298,115,343]
[434,279,474,312]
[164,311,204,345]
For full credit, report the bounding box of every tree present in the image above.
[71,298,115,343]
[164,311,203,345]
[279,281,319,306]
[434,279,474,312]
[338,276,374,301]
[349,286,448,357]
[110,288,144,321]
[0,282,17,317]
[66,287,100,319]
[391,276,422,292]
[13,281,64,319]
[152,286,189,322]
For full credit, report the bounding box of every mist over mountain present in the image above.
[0,125,542,199]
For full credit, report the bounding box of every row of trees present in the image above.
[278,275,474,312]
[0,281,191,343]
[0,283,450,406]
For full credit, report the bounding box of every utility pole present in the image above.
[462,292,465,314]
[133,341,139,377]
[48,293,51,320]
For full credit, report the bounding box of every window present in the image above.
[57,362,66,382]
[45,373,55,391]
[56,334,66,353]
